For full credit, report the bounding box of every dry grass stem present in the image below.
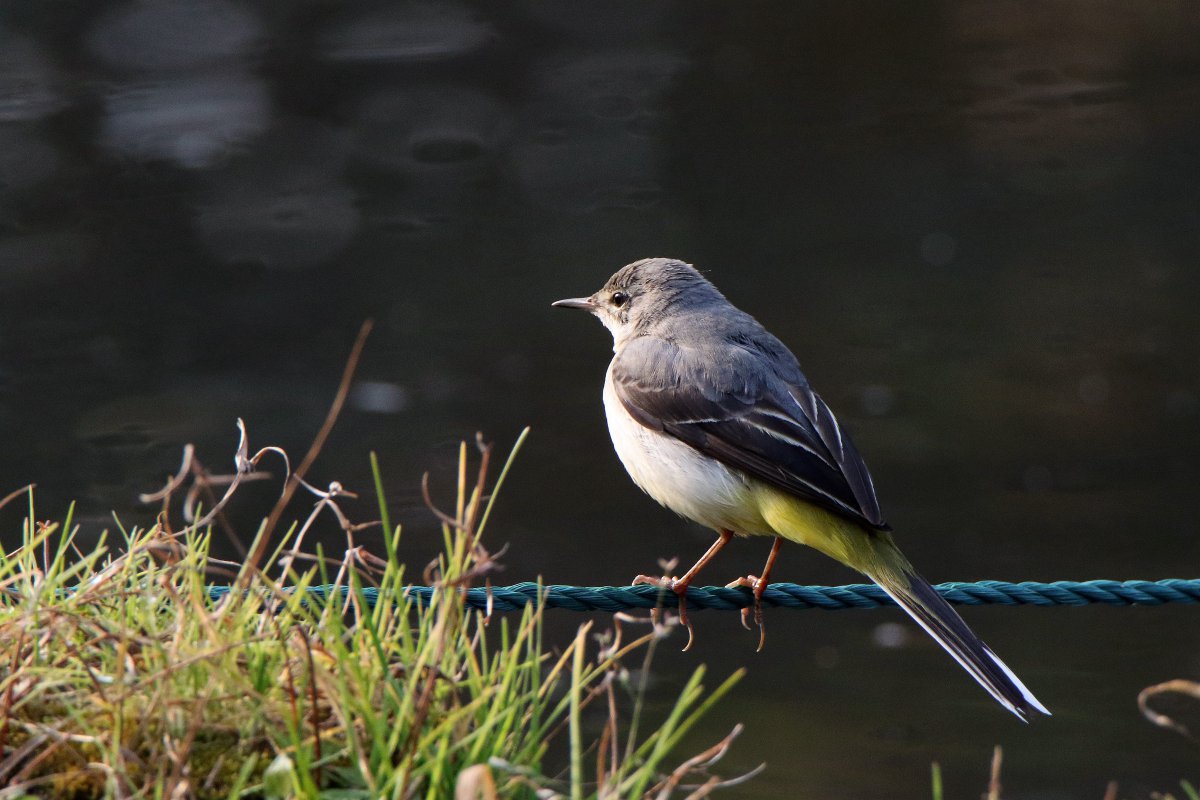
[1139,679,1200,740]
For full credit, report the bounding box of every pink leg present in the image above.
[726,537,783,651]
[633,529,734,651]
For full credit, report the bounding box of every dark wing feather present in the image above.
[612,336,888,530]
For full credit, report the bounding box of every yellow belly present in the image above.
[752,483,874,568]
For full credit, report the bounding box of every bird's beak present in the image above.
[551,297,596,312]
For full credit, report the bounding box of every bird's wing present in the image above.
[611,336,887,530]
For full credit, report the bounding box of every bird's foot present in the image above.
[726,574,768,652]
[632,574,695,651]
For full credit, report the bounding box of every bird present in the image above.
[552,257,1048,721]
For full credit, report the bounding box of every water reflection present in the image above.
[320,2,496,64]
[100,75,271,169]
[86,0,264,71]
[348,86,510,237]
[87,0,268,168]
[0,31,65,122]
[194,124,359,269]
[351,86,508,174]
[513,50,686,212]
[0,125,60,198]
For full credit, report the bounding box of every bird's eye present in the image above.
[612,291,629,307]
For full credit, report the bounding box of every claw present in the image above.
[726,574,768,650]
[681,616,696,651]
[633,573,695,650]
[668,577,694,650]
[726,576,756,631]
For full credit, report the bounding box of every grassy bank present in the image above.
[0,430,748,798]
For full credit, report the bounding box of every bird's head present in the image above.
[552,257,722,347]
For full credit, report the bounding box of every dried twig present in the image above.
[0,484,35,514]
[986,744,1003,800]
[138,446,195,504]
[1139,679,1200,740]
[248,319,374,578]
[652,724,763,799]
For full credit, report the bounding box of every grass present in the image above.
[0,427,750,798]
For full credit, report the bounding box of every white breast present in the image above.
[602,363,771,536]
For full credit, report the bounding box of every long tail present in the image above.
[752,488,1048,720]
[860,536,1049,721]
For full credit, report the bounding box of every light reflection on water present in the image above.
[1,1,1198,795]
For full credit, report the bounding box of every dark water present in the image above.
[2,1,1199,796]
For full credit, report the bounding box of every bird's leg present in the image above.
[725,537,782,652]
[633,528,733,651]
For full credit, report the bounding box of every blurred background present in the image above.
[1,1,1199,796]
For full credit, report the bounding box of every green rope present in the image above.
[207,578,1200,612]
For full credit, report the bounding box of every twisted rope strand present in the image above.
[207,579,1200,613]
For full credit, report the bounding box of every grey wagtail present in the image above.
[553,257,1048,721]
